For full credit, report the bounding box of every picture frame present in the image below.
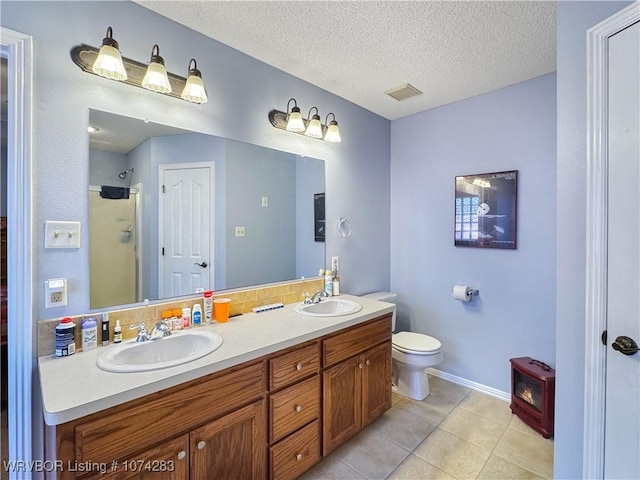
[454,170,517,249]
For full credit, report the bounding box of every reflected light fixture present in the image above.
[305,107,323,139]
[268,98,342,143]
[141,44,171,93]
[181,59,208,104]
[71,27,208,105]
[285,98,305,132]
[324,113,341,143]
[91,26,127,81]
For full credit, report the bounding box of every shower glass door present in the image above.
[89,188,139,308]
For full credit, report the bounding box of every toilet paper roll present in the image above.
[453,285,473,302]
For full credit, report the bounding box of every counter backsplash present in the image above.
[37,278,325,357]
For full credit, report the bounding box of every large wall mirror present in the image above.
[88,109,325,309]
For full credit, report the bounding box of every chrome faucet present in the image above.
[305,289,329,304]
[130,320,172,342]
[130,323,150,342]
[149,320,172,340]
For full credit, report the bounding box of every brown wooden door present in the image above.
[362,341,392,427]
[86,434,189,480]
[322,355,362,455]
[190,399,267,480]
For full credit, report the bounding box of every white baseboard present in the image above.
[428,368,511,403]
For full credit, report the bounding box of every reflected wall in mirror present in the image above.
[88,109,325,309]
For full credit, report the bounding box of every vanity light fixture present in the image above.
[70,26,207,105]
[304,107,323,139]
[268,99,342,143]
[181,59,208,104]
[323,113,341,143]
[141,44,171,94]
[285,98,305,132]
[91,27,127,81]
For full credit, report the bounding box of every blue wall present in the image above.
[555,1,633,477]
[1,0,391,321]
[390,74,557,394]
[225,140,296,288]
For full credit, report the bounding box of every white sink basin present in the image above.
[295,298,363,317]
[97,330,223,373]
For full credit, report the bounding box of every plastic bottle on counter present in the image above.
[333,273,340,296]
[162,310,173,330]
[192,304,202,326]
[56,317,76,357]
[113,320,122,343]
[325,267,333,296]
[182,307,191,329]
[81,316,98,351]
[203,291,213,325]
[172,309,183,330]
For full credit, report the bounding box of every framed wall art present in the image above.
[454,170,517,249]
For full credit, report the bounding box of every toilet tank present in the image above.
[362,292,397,330]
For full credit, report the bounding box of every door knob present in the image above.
[194,261,208,268]
[612,336,639,356]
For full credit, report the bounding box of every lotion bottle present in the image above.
[325,268,333,296]
[192,304,202,326]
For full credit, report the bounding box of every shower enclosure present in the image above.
[89,185,141,308]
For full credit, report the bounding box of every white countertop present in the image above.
[38,294,394,426]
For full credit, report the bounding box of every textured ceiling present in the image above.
[135,1,556,120]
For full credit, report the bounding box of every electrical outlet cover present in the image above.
[45,278,68,308]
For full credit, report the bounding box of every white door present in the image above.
[159,163,214,297]
[605,20,640,479]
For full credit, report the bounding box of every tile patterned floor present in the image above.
[300,375,554,480]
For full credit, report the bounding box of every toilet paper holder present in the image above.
[452,285,479,301]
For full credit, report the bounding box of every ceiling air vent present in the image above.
[384,83,423,101]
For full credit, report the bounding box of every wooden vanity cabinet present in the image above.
[322,315,392,455]
[50,361,267,480]
[267,341,321,480]
[84,434,190,480]
[190,399,266,479]
[48,313,393,480]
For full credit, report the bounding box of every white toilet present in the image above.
[363,292,443,400]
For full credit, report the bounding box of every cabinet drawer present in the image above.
[270,375,320,443]
[270,419,320,480]
[75,361,265,464]
[323,315,392,367]
[269,343,320,391]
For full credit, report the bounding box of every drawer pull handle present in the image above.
[296,453,303,461]
[197,441,206,450]
[296,363,303,370]
[359,363,363,369]
[177,450,186,461]
[366,359,371,366]
[295,405,303,413]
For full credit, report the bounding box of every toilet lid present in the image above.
[392,332,441,354]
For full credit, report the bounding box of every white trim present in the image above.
[584,3,640,479]
[2,27,34,479]
[428,368,511,403]
[158,162,215,297]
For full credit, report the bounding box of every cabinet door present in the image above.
[85,434,189,480]
[190,399,267,480]
[322,355,362,455]
[362,341,392,427]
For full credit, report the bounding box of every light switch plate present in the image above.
[45,221,81,248]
